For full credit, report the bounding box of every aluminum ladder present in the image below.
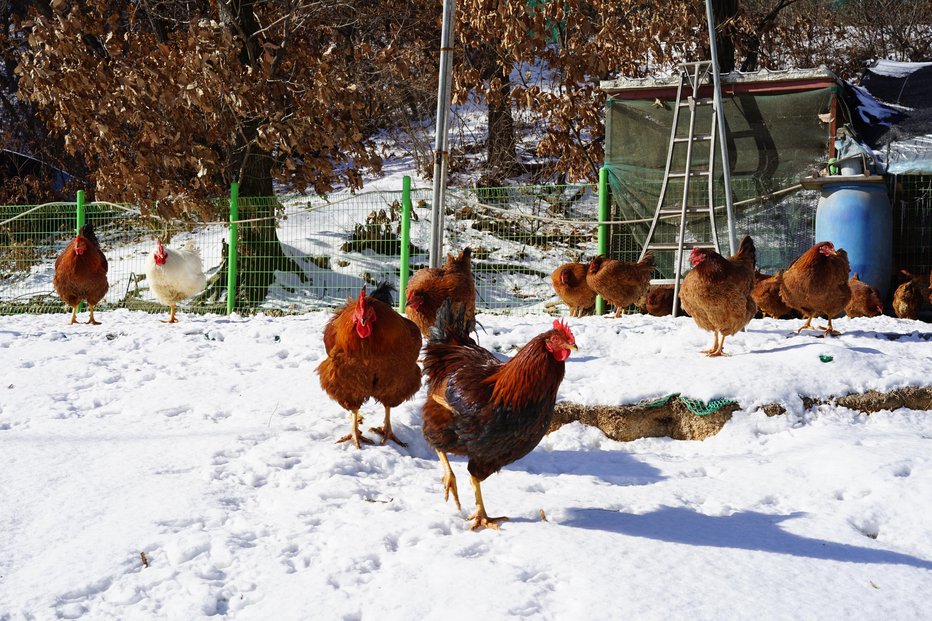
[638,61,724,316]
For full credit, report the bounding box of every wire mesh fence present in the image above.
[890,174,932,278]
[1,175,929,317]
[0,200,229,316]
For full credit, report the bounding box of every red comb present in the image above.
[552,319,575,343]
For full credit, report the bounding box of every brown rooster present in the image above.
[586,253,654,318]
[892,270,927,320]
[679,236,757,356]
[405,247,475,337]
[422,302,577,530]
[752,271,793,319]
[317,283,422,448]
[845,273,884,318]
[551,262,596,317]
[53,223,109,325]
[779,242,851,335]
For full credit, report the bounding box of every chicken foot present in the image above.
[337,409,373,449]
[817,317,842,336]
[436,450,461,511]
[707,333,728,357]
[161,304,179,324]
[69,306,78,325]
[369,404,407,447]
[795,316,815,333]
[702,331,720,355]
[468,475,508,531]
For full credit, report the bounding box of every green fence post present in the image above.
[227,182,239,315]
[76,189,86,313]
[596,167,609,315]
[398,176,413,312]
[75,189,85,232]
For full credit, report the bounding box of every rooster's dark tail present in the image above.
[368,281,395,306]
[429,298,475,345]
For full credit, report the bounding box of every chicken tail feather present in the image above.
[369,281,395,306]
[429,298,474,345]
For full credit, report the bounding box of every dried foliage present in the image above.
[13,0,435,215]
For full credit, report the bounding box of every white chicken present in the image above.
[145,239,207,323]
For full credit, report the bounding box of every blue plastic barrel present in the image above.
[813,177,892,300]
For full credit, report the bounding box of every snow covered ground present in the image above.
[1,309,931,620]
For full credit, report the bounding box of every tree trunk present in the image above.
[486,63,517,181]
[233,142,308,308]
[712,0,738,73]
[216,0,307,309]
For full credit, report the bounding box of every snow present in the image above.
[870,59,932,79]
[1,309,931,620]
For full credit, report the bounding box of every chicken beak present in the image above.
[568,343,579,351]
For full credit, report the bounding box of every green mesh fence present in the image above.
[607,175,818,279]
[1,176,929,316]
[422,183,600,312]
[0,200,228,316]
[234,191,415,311]
[0,201,75,313]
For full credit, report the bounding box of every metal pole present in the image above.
[596,167,609,315]
[429,0,456,269]
[227,182,239,315]
[398,176,413,312]
[705,0,737,255]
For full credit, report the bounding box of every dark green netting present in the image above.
[603,87,835,276]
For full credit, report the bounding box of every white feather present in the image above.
[145,241,208,306]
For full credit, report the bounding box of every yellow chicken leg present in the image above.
[337,409,373,449]
[468,475,508,531]
[795,316,814,333]
[162,304,178,324]
[69,306,78,325]
[86,305,101,325]
[708,333,728,357]
[818,317,842,336]
[436,450,461,511]
[702,331,720,354]
[370,404,407,447]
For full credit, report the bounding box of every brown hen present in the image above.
[53,224,109,325]
[892,270,928,320]
[552,262,596,317]
[317,284,422,448]
[405,248,475,337]
[752,271,793,319]
[679,236,757,356]
[845,273,884,318]
[779,242,851,335]
[586,253,654,318]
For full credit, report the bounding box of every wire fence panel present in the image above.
[0,201,229,316]
[0,202,75,313]
[436,184,600,313]
[1,176,929,317]
[890,174,932,278]
[238,191,412,313]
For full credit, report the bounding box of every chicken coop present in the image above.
[599,67,839,276]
